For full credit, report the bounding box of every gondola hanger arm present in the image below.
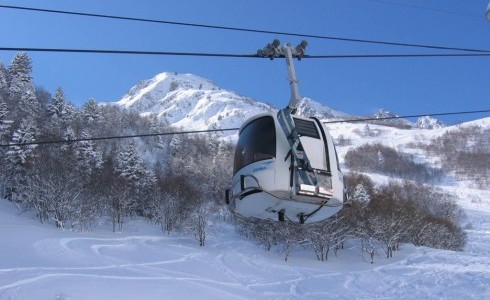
[257,39,308,113]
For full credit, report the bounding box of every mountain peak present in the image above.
[372,108,412,127]
[114,72,274,134]
[118,72,218,110]
[416,116,445,129]
[295,97,350,119]
[374,108,398,119]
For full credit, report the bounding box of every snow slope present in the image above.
[1,191,489,300]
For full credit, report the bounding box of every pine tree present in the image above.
[61,102,75,125]
[5,120,37,166]
[0,63,7,100]
[169,135,182,157]
[57,126,76,153]
[83,98,101,124]
[352,183,371,206]
[116,141,144,184]
[47,88,66,121]
[7,52,33,95]
[18,89,39,121]
[149,114,165,149]
[116,141,155,189]
[0,100,12,142]
[75,131,103,177]
[7,53,38,121]
[4,120,37,203]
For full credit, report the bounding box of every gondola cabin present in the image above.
[228,111,345,224]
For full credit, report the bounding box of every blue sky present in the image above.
[1,0,489,124]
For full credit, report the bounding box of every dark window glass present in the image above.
[234,116,276,174]
[293,118,320,139]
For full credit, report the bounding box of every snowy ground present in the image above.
[1,196,489,300]
[1,119,489,299]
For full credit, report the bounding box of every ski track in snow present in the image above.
[1,198,490,299]
[0,232,248,299]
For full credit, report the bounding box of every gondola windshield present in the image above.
[233,116,276,175]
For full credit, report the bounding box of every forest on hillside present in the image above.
[0,53,470,262]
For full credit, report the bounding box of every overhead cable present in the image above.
[307,53,490,59]
[1,109,488,148]
[0,4,489,53]
[3,47,490,59]
[0,47,257,58]
[0,128,239,148]
[323,109,490,124]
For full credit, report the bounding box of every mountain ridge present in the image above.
[113,72,488,134]
[114,72,355,132]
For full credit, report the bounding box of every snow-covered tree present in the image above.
[59,127,76,152]
[5,120,37,166]
[115,141,156,216]
[275,221,305,262]
[185,201,210,247]
[106,179,133,232]
[47,87,71,124]
[4,120,37,203]
[7,52,33,96]
[61,101,76,125]
[306,215,346,262]
[0,100,12,142]
[0,63,7,99]
[209,139,233,202]
[34,170,83,230]
[82,98,101,125]
[377,150,385,170]
[169,134,183,157]
[148,114,167,149]
[366,185,415,259]
[47,88,63,117]
[7,52,38,121]
[148,190,193,235]
[116,141,147,185]
[75,131,103,178]
[352,183,371,207]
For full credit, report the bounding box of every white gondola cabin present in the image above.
[227,111,345,223]
[226,40,346,223]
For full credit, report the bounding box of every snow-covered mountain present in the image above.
[295,97,350,120]
[115,72,274,132]
[416,115,445,129]
[114,72,350,133]
[115,72,450,134]
[371,108,413,127]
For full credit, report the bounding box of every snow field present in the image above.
[1,199,489,300]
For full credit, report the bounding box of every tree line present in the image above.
[236,173,466,263]
[0,52,233,246]
[344,142,444,183]
[425,125,490,188]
